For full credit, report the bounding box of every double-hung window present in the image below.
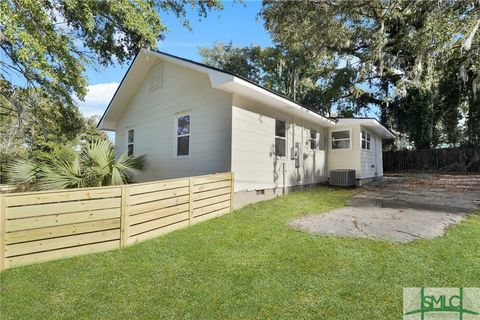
[361,130,371,150]
[331,130,351,149]
[310,129,318,150]
[175,113,191,157]
[275,119,287,157]
[127,128,134,156]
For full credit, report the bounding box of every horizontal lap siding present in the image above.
[0,173,233,270]
[328,124,362,179]
[231,95,328,193]
[115,60,232,182]
[3,187,122,269]
[359,127,383,179]
[231,104,277,191]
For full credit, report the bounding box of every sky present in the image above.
[79,1,271,118]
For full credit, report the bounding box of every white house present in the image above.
[98,49,394,207]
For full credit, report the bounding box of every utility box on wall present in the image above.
[329,169,356,187]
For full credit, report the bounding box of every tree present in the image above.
[0,89,85,161]
[199,42,263,83]
[0,90,113,182]
[199,42,334,113]
[1,0,223,122]
[0,111,24,183]
[260,0,480,148]
[0,0,223,179]
[8,139,146,190]
[81,115,109,144]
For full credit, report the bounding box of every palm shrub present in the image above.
[7,139,146,191]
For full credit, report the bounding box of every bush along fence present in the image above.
[0,172,234,271]
[383,148,480,172]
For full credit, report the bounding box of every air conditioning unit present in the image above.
[329,169,356,187]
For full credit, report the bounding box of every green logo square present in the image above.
[404,288,480,320]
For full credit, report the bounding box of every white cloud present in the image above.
[76,82,119,118]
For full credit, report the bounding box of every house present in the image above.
[97,49,394,207]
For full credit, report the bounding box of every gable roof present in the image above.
[96,49,394,139]
[97,48,335,130]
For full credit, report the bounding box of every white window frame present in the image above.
[126,128,135,156]
[274,119,288,159]
[174,111,191,158]
[361,129,372,151]
[330,128,352,150]
[309,129,319,150]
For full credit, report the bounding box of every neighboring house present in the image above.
[98,49,394,207]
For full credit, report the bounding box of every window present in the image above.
[310,129,318,150]
[275,119,287,157]
[127,129,134,156]
[361,130,371,150]
[175,113,190,156]
[331,130,351,149]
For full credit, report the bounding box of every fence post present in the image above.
[189,178,194,226]
[120,186,129,247]
[0,196,5,271]
[230,172,235,212]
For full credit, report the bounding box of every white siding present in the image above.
[328,124,385,180]
[327,124,361,178]
[376,135,384,176]
[231,94,327,192]
[115,60,232,181]
[360,126,376,178]
[359,127,384,179]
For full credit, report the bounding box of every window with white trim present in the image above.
[175,113,191,156]
[310,129,318,150]
[127,128,134,156]
[275,119,287,157]
[361,130,371,150]
[331,130,351,149]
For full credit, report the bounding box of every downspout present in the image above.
[300,119,304,185]
[374,135,378,179]
[291,115,295,160]
[324,127,329,183]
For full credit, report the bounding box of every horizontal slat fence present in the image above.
[0,172,234,270]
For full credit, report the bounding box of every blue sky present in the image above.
[79,1,271,118]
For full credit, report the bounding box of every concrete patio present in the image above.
[288,173,480,243]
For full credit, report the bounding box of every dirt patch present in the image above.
[288,173,480,243]
[385,173,480,192]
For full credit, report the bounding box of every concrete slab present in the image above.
[288,173,480,243]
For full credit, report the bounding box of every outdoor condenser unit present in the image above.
[329,169,356,187]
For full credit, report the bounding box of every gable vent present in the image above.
[149,63,163,92]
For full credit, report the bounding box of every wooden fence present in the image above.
[383,148,480,172]
[0,172,234,271]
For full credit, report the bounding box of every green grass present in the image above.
[1,187,479,319]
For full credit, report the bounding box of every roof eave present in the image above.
[218,77,335,127]
[97,48,336,131]
[334,118,395,139]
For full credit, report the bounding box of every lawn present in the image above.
[1,187,479,319]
